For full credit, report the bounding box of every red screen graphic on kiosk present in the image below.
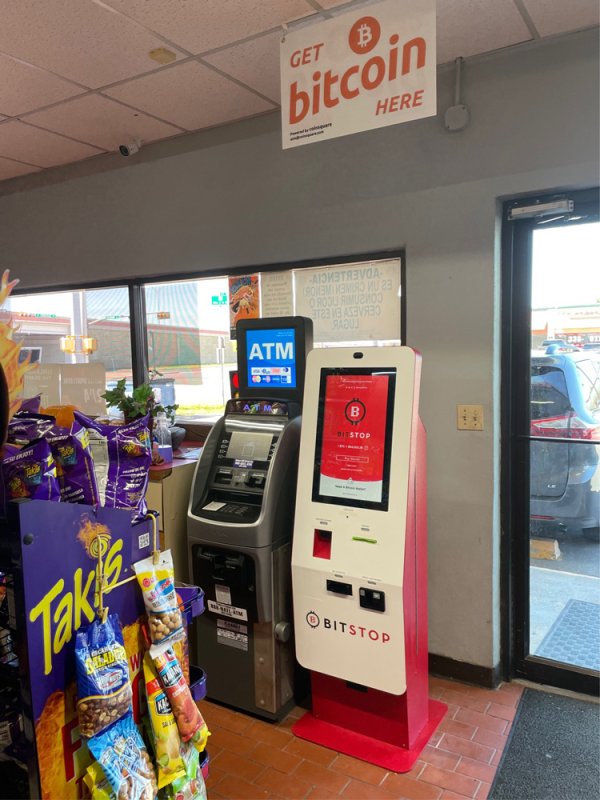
[319,373,390,504]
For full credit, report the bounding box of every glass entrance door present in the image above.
[503,190,600,694]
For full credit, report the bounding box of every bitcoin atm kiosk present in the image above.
[188,317,312,720]
[291,346,446,770]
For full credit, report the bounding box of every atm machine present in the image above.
[187,317,312,720]
[291,346,446,770]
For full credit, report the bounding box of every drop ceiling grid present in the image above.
[103,60,276,132]
[522,0,600,36]
[0,0,597,181]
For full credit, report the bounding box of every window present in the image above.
[5,254,402,422]
[4,286,132,414]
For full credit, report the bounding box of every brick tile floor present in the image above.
[201,677,523,799]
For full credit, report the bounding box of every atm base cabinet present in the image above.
[293,673,447,772]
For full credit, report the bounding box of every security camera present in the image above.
[118,139,141,157]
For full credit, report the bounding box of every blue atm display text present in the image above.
[246,328,296,388]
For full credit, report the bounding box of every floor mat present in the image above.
[489,688,600,800]
[535,599,600,671]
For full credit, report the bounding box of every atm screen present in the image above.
[312,368,396,511]
[246,327,297,389]
[226,431,273,465]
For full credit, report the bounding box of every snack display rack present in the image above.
[0,498,208,799]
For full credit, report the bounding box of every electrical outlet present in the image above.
[457,404,484,430]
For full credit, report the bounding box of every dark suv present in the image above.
[530,348,600,539]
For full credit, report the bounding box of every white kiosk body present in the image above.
[291,346,446,770]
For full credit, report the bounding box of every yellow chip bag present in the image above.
[84,761,115,800]
[144,652,186,789]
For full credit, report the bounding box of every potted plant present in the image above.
[101,379,179,425]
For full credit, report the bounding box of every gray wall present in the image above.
[1,29,598,670]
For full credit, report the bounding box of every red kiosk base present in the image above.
[292,416,447,771]
[292,673,447,772]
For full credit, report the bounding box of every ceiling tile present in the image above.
[522,0,599,36]
[104,60,275,131]
[102,0,315,54]
[204,32,282,104]
[24,94,183,151]
[436,0,532,64]
[0,0,186,89]
[0,156,41,180]
[0,53,84,117]
[0,121,102,168]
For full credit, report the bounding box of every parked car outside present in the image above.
[530,347,600,540]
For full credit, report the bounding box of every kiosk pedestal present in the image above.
[291,347,446,771]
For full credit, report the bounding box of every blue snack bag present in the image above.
[88,713,158,800]
[46,421,99,505]
[75,613,133,738]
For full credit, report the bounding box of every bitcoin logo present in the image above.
[349,16,381,55]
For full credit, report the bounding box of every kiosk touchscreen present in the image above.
[187,316,312,720]
[291,346,446,770]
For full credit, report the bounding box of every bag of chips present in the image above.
[88,713,158,800]
[74,412,151,521]
[84,761,115,800]
[143,653,186,789]
[153,646,209,749]
[0,438,60,517]
[17,394,42,415]
[164,741,207,800]
[7,412,55,445]
[45,422,99,505]
[75,613,133,738]
[133,551,184,653]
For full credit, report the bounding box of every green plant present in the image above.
[101,379,178,423]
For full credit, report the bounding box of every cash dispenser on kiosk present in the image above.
[187,317,313,720]
[291,346,446,770]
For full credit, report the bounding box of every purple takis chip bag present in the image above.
[7,412,55,445]
[74,412,151,522]
[0,438,60,517]
[17,395,42,414]
[45,422,99,506]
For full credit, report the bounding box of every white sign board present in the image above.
[260,271,294,318]
[294,260,400,342]
[280,0,436,148]
[23,362,107,415]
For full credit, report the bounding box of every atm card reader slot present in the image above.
[327,579,352,596]
[214,469,233,485]
[359,587,386,612]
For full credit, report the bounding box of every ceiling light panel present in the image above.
[522,0,599,36]
[0,53,84,117]
[102,0,315,54]
[436,0,532,64]
[0,121,102,168]
[0,0,186,89]
[23,94,183,151]
[204,32,282,104]
[0,156,41,181]
[103,60,275,131]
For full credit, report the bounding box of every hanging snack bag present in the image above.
[0,438,60,517]
[84,761,115,800]
[88,712,158,800]
[153,646,209,749]
[143,653,186,789]
[74,412,152,521]
[165,741,207,800]
[133,550,184,652]
[75,613,133,738]
[7,412,56,445]
[45,422,99,505]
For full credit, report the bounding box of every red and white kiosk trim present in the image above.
[291,346,446,772]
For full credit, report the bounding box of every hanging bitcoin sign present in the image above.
[280,0,436,148]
